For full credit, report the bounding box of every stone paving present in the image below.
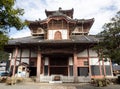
[0,83,120,89]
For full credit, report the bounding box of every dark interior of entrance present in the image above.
[49,55,68,76]
[29,67,36,76]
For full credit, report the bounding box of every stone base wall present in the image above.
[40,75,91,83]
[40,76,51,82]
[77,76,91,82]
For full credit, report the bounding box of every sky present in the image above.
[9,0,120,38]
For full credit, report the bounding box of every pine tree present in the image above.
[95,11,120,64]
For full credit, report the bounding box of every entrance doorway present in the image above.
[49,55,68,76]
[29,58,37,76]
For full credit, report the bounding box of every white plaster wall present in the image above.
[89,49,98,57]
[21,58,29,64]
[104,61,110,65]
[99,59,110,65]
[77,49,88,57]
[104,58,110,65]
[48,29,67,39]
[100,61,102,65]
[22,49,29,57]
[13,49,21,57]
[11,58,20,65]
[9,53,12,60]
[16,61,19,66]
[69,57,73,65]
[31,50,37,57]
[45,57,49,65]
[90,58,99,65]
[10,59,14,65]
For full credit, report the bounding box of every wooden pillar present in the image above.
[87,47,91,77]
[20,48,22,63]
[62,20,63,29]
[52,19,53,28]
[73,48,77,82]
[98,53,102,76]
[29,48,31,67]
[99,60,102,76]
[82,21,84,35]
[9,53,12,72]
[68,57,70,76]
[36,49,41,82]
[98,51,102,76]
[47,22,49,39]
[12,46,18,77]
[102,59,106,77]
[110,59,113,76]
[67,22,69,39]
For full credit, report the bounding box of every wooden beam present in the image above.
[42,49,73,54]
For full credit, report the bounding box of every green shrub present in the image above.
[6,77,16,85]
[16,77,24,83]
[0,77,7,83]
[118,76,120,84]
[91,78,110,87]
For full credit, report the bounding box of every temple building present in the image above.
[5,8,113,82]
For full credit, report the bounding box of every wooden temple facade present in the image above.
[5,8,113,82]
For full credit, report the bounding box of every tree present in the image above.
[95,11,120,64]
[0,0,26,60]
[0,0,25,31]
[0,50,9,61]
[0,31,9,61]
[0,0,26,45]
[0,31,8,50]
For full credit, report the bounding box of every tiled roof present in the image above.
[7,35,99,45]
[45,8,74,18]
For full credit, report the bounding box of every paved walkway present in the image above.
[0,82,120,89]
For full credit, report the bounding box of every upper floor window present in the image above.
[54,31,62,40]
[48,29,67,40]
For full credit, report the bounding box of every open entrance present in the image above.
[49,54,69,76]
[29,67,36,76]
[29,58,37,76]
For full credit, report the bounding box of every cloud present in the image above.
[10,0,120,38]
[10,28,31,38]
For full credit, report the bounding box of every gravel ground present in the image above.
[0,83,120,89]
[76,84,120,89]
[0,83,76,89]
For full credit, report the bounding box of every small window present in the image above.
[77,67,89,76]
[84,61,89,66]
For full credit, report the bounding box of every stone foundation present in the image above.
[40,75,91,83]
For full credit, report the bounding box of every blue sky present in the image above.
[9,0,120,38]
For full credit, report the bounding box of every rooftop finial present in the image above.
[59,7,62,11]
